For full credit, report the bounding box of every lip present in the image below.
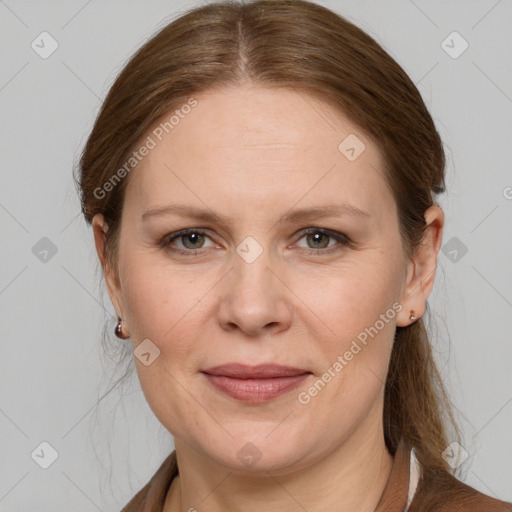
[202,363,312,403]
[202,363,310,378]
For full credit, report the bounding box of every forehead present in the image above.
[123,85,393,220]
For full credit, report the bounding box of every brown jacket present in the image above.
[121,439,512,511]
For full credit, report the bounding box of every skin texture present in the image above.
[92,85,444,512]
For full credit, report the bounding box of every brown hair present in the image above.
[75,0,462,478]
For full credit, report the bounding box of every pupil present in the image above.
[310,233,326,248]
[185,233,202,248]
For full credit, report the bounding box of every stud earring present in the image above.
[409,310,418,321]
[114,316,129,339]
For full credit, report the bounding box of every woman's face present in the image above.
[94,85,432,472]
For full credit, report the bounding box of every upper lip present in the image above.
[202,363,311,379]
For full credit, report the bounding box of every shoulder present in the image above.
[121,451,178,512]
[410,468,512,512]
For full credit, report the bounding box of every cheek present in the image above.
[292,256,403,342]
[289,255,403,413]
[294,267,399,430]
[118,258,206,434]
[120,252,202,338]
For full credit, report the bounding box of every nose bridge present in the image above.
[231,239,275,306]
[217,238,292,335]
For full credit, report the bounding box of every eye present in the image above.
[161,227,351,256]
[294,228,351,255]
[162,229,215,255]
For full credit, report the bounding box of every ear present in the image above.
[92,213,126,328]
[396,205,444,327]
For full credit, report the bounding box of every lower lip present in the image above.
[203,373,310,403]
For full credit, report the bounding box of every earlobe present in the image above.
[91,214,126,328]
[396,205,444,327]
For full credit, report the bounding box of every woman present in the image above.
[75,0,512,510]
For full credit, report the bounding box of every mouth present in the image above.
[201,363,312,403]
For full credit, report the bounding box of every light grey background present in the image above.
[1,0,511,510]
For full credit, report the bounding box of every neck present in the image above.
[165,409,393,512]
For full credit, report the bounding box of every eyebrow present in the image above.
[141,203,370,225]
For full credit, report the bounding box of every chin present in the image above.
[198,432,311,474]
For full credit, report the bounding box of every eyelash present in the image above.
[161,228,351,256]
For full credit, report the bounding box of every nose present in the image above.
[216,248,293,338]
